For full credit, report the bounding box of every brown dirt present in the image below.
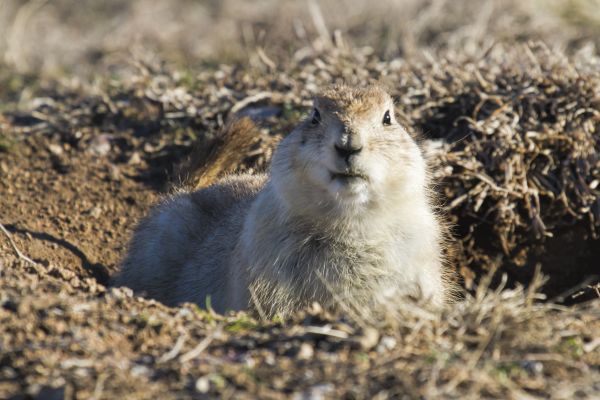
[0,134,153,286]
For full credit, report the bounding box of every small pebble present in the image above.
[377,336,397,353]
[128,151,142,165]
[88,134,111,156]
[359,327,380,350]
[195,376,210,393]
[108,164,121,181]
[89,206,102,219]
[298,342,314,360]
[48,143,63,156]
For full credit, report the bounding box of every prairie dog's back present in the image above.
[114,174,266,305]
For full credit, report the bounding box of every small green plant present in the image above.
[495,362,522,382]
[0,133,15,152]
[353,352,369,362]
[132,311,150,327]
[558,337,584,359]
[225,314,258,333]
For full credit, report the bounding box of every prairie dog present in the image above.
[115,85,451,318]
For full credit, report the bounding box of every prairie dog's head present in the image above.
[271,84,427,221]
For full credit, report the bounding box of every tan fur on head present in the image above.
[115,84,455,319]
[316,84,391,117]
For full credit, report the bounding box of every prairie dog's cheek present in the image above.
[308,140,327,164]
[298,142,330,187]
[366,157,389,186]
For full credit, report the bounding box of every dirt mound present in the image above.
[403,44,600,298]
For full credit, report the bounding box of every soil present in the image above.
[0,134,153,286]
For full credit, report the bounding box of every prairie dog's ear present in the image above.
[311,107,321,125]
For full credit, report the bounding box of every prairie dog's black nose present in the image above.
[334,143,362,162]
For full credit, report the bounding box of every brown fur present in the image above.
[175,117,260,189]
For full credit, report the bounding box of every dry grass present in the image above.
[1,250,598,399]
[1,0,599,73]
[405,44,600,295]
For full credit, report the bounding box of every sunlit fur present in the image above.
[115,84,450,318]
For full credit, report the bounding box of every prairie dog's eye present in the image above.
[382,110,392,126]
[311,108,321,125]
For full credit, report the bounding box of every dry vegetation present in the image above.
[0,0,599,398]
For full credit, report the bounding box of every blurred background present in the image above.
[1,0,599,75]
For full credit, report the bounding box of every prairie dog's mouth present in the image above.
[329,171,368,182]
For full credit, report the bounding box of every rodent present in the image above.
[114,84,453,318]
